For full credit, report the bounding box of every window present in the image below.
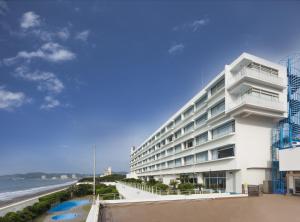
[175,158,182,167]
[167,135,173,143]
[174,129,182,139]
[156,132,161,139]
[167,147,174,155]
[195,132,208,145]
[161,139,166,146]
[167,122,174,130]
[212,145,235,160]
[184,139,194,149]
[156,164,160,170]
[196,151,208,163]
[161,128,166,135]
[195,113,207,126]
[174,115,182,125]
[211,78,225,96]
[161,162,166,169]
[167,160,175,168]
[203,171,226,191]
[175,144,182,153]
[183,106,194,118]
[211,100,225,117]
[184,122,194,134]
[160,151,166,158]
[195,94,207,110]
[156,153,161,159]
[184,155,194,165]
[212,121,235,139]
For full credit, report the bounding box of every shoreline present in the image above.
[0,183,76,217]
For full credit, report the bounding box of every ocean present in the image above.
[0,178,76,201]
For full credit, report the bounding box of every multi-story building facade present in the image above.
[128,53,288,193]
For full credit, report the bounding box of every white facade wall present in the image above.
[129,53,287,194]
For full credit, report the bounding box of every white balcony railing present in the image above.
[229,67,284,89]
[230,94,284,112]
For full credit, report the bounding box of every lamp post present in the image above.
[93,145,96,204]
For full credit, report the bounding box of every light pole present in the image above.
[93,145,96,203]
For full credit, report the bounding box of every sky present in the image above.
[0,0,300,175]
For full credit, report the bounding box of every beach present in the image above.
[0,183,75,217]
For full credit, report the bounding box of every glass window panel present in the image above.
[195,132,208,145]
[195,94,207,109]
[212,121,235,139]
[195,113,207,126]
[211,78,225,96]
[196,151,208,163]
[211,100,225,117]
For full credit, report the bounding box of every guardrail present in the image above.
[119,181,225,196]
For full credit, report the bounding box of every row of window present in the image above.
[132,77,226,158]
[136,145,235,173]
[131,121,235,168]
[131,100,227,163]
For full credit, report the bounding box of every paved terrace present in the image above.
[108,182,246,204]
[102,194,300,222]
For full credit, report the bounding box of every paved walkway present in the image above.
[110,182,246,204]
[103,194,300,222]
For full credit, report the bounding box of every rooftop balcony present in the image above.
[227,94,285,118]
[228,67,285,94]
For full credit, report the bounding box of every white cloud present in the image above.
[190,19,209,32]
[75,30,90,41]
[0,0,8,15]
[3,42,76,65]
[173,18,209,32]
[0,87,29,110]
[20,11,41,29]
[168,43,185,55]
[56,27,70,41]
[14,66,64,94]
[40,96,60,109]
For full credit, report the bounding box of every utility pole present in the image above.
[93,145,96,203]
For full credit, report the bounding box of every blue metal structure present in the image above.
[272,54,300,194]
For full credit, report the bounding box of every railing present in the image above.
[230,67,284,88]
[119,181,225,196]
[231,94,284,111]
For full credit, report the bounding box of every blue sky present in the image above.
[0,0,300,175]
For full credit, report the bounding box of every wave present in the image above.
[0,181,76,201]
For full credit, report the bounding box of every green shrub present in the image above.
[121,178,142,183]
[178,183,195,191]
[154,183,169,191]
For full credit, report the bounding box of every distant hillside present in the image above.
[0,172,90,179]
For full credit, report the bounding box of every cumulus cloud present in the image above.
[40,96,60,109]
[3,42,76,65]
[0,87,29,110]
[173,18,209,32]
[20,11,41,29]
[168,43,184,55]
[0,0,8,15]
[75,30,90,41]
[14,66,64,94]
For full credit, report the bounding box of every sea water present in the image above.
[0,178,76,201]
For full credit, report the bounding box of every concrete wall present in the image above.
[279,147,300,171]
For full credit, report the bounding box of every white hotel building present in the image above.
[128,53,288,193]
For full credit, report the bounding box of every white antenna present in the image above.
[93,145,96,203]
